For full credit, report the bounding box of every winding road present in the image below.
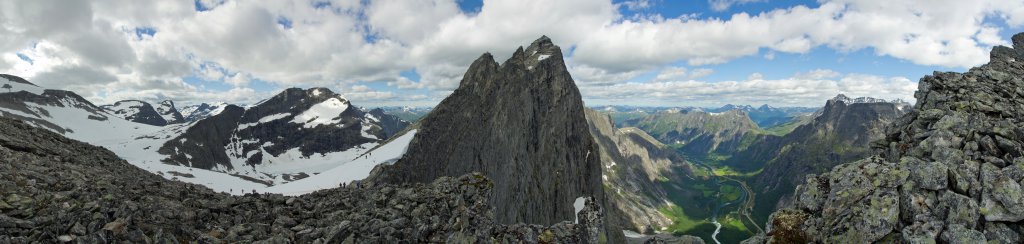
[691,162,764,243]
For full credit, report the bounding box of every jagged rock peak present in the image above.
[500,36,563,70]
[366,34,606,233]
[990,32,1024,62]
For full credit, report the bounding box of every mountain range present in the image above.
[4,33,1024,243]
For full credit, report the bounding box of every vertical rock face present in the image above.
[368,36,605,228]
[585,108,678,232]
[101,100,168,126]
[748,32,1024,243]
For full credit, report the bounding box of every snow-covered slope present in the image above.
[263,129,418,195]
[159,87,411,189]
[0,75,265,193]
[0,75,414,195]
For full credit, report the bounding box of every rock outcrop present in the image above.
[746,32,1024,243]
[367,36,612,239]
[0,116,604,243]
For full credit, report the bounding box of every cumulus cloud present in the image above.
[708,0,765,12]
[582,71,918,107]
[794,69,841,80]
[655,67,688,81]
[0,0,1020,106]
[654,66,715,81]
[619,0,654,11]
[689,68,714,79]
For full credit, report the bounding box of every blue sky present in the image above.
[3,0,1023,108]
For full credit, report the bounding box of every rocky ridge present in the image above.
[745,32,1024,243]
[0,116,604,243]
[367,36,615,240]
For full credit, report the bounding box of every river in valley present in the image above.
[692,162,751,244]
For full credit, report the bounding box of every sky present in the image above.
[1,0,1022,108]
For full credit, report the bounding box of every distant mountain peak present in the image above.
[828,94,898,106]
[102,100,169,126]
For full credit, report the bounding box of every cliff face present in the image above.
[747,33,1024,243]
[585,108,678,232]
[367,36,605,229]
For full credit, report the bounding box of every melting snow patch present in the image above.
[574,197,586,223]
[239,113,291,130]
[537,54,551,61]
[291,98,349,128]
[263,129,418,195]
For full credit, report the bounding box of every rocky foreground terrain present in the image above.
[745,33,1024,243]
[0,116,605,243]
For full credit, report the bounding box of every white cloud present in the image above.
[654,66,715,81]
[620,0,654,11]
[794,69,841,80]
[224,72,251,87]
[365,0,460,43]
[708,0,765,12]
[582,71,918,107]
[0,0,1020,106]
[689,68,714,79]
[655,66,687,81]
[747,72,764,81]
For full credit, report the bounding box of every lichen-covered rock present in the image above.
[746,32,1024,243]
[984,222,1022,243]
[940,224,986,244]
[0,117,604,243]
